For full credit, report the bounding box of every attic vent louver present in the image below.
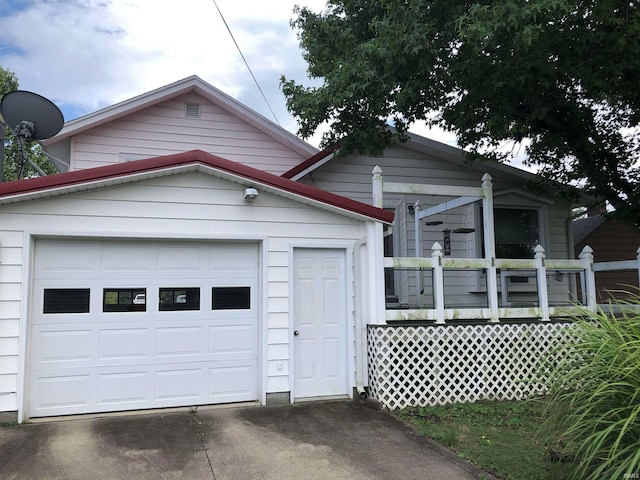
[185,103,201,118]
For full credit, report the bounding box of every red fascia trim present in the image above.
[0,150,394,224]
[281,144,340,179]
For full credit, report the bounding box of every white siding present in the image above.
[0,230,23,414]
[71,93,306,175]
[0,172,368,414]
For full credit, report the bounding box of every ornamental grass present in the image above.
[542,295,640,480]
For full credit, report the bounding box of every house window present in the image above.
[479,207,541,258]
[159,287,200,311]
[494,208,540,258]
[103,288,147,312]
[43,288,90,314]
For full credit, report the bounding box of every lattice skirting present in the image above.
[367,322,575,410]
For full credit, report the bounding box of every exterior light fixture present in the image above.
[243,188,259,202]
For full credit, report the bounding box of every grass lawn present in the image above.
[395,399,578,480]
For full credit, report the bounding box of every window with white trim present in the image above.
[478,206,542,258]
[494,207,540,258]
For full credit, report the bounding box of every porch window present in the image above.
[472,206,542,294]
[494,208,540,258]
[479,207,541,258]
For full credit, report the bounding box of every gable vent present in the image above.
[185,103,201,118]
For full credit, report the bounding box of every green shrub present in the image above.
[543,300,640,480]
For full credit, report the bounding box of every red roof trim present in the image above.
[0,150,394,224]
[282,144,340,179]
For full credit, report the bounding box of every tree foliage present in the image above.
[1,66,57,181]
[282,0,640,223]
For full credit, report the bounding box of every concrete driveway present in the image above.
[0,400,494,480]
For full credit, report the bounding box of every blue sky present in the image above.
[0,0,455,148]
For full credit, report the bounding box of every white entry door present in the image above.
[293,248,348,399]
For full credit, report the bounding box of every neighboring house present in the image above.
[284,134,578,310]
[41,75,318,175]
[0,150,392,422]
[573,212,640,300]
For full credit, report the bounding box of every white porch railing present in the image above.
[384,243,597,323]
[372,166,640,324]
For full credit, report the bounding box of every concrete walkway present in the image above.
[0,400,495,480]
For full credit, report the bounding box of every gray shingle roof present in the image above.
[573,214,606,244]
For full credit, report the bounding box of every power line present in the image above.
[211,0,284,130]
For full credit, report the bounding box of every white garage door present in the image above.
[29,239,259,418]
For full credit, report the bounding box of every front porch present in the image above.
[369,249,640,410]
[366,168,640,409]
[371,167,640,324]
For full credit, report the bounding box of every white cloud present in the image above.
[0,0,534,171]
[0,0,325,138]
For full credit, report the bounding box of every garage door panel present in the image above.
[209,244,258,278]
[210,323,257,355]
[33,374,92,411]
[209,363,258,399]
[155,367,204,401]
[34,241,94,276]
[30,239,260,417]
[97,371,149,405]
[31,328,95,365]
[156,326,205,358]
[101,243,151,272]
[157,244,206,271]
[99,328,150,360]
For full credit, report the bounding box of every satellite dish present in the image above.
[0,90,64,140]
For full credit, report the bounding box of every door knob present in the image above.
[294,330,300,336]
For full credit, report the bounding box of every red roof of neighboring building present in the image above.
[0,150,394,224]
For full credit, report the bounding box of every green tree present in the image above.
[282,0,640,223]
[1,66,57,181]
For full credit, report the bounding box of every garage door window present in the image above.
[103,288,146,312]
[159,288,200,311]
[212,287,250,310]
[43,288,90,314]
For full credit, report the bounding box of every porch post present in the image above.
[481,174,499,323]
[432,242,445,324]
[579,246,597,311]
[534,245,550,321]
[370,167,386,324]
[414,201,423,307]
[372,166,383,208]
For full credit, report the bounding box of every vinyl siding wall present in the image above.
[298,145,573,307]
[0,172,368,414]
[70,93,307,175]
